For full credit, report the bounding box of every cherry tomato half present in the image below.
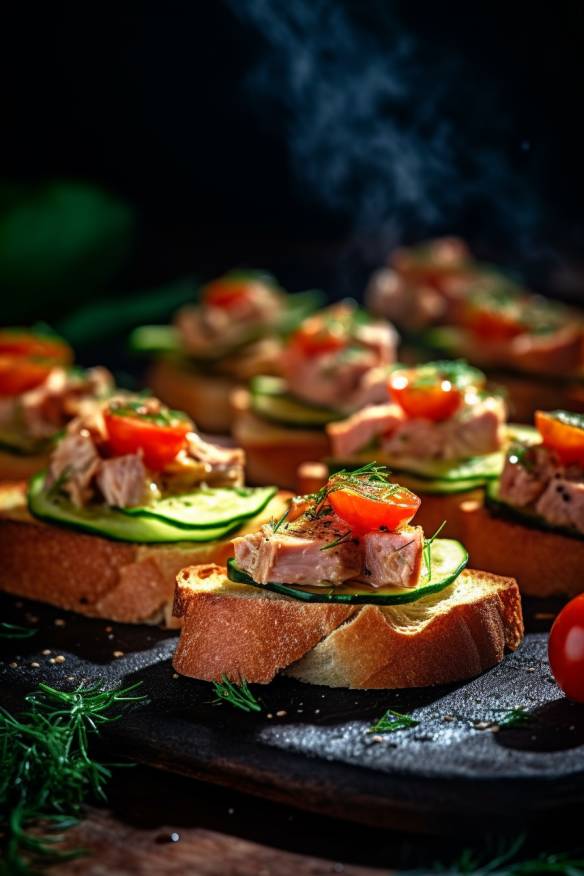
[202,275,265,310]
[548,594,584,703]
[389,368,462,422]
[104,404,192,471]
[0,330,72,364]
[0,356,55,396]
[328,481,421,534]
[536,410,584,467]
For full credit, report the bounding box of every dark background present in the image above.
[3,1,584,331]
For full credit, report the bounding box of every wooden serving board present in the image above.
[1,593,584,834]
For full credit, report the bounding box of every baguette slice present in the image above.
[0,449,50,482]
[148,358,236,434]
[231,389,329,488]
[0,484,291,625]
[172,564,523,689]
[459,493,584,599]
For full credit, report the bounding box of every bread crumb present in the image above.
[266,713,273,719]
[30,662,40,668]
[54,655,66,664]
[276,710,287,717]
[172,673,179,679]
[370,735,384,743]
[112,651,124,658]
[42,649,51,656]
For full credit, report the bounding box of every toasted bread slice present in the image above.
[148,358,235,434]
[231,390,329,488]
[172,564,523,688]
[0,449,49,482]
[0,484,291,625]
[459,493,584,599]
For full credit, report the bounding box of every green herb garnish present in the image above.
[423,520,447,580]
[320,529,353,551]
[0,622,37,639]
[211,676,262,713]
[497,707,531,729]
[368,709,419,734]
[0,682,145,874]
[107,399,190,427]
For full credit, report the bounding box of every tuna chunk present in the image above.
[362,526,424,589]
[441,396,505,460]
[283,346,381,411]
[499,445,558,508]
[382,418,445,459]
[21,367,114,439]
[353,321,397,365]
[535,479,584,535]
[48,431,101,508]
[96,454,148,508]
[186,432,245,486]
[327,403,404,458]
[233,513,362,586]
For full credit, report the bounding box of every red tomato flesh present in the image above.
[203,278,258,309]
[548,594,584,703]
[329,483,421,534]
[536,411,584,467]
[389,369,462,422]
[0,330,72,364]
[0,356,55,396]
[104,407,192,471]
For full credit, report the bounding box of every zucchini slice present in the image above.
[27,473,254,544]
[485,478,584,541]
[120,485,277,529]
[250,376,341,428]
[129,325,181,355]
[227,538,468,605]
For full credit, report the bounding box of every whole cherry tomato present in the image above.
[548,594,584,703]
[0,356,55,396]
[104,402,192,471]
[0,330,72,364]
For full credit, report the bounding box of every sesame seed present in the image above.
[112,651,124,658]
[54,619,66,627]
[54,655,66,664]
[30,662,40,668]
[9,662,18,669]
[276,710,287,717]
[42,649,51,656]
[172,673,179,679]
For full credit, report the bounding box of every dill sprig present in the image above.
[0,682,145,875]
[0,622,37,640]
[211,675,262,713]
[423,520,447,579]
[320,529,352,551]
[437,833,584,875]
[308,462,395,512]
[496,707,531,729]
[368,709,419,734]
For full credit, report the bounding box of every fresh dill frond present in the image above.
[0,682,145,874]
[271,505,290,533]
[496,707,531,729]
[435,832,584,875]
[0,622,37,639]
[212,676,262,713]
[368,709,419,734]
[320,529,353,551]
[423,520,447,579]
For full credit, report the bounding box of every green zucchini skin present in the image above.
[226,538,468,605]
[27,473,271,544]
[485,479,584,542]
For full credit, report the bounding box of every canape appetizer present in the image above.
[231,301,398,487]
[0,394,288,624]
[462,410,584,598]
[0,327,113,481]
[173,466,523,689]
[130,270,322,433]
[366,238,584,421]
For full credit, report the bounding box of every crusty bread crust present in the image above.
[231,391,329,489]
[0,449,49,482]
[0,484,291,625]
[459,494,584,599]
[172,564,523,688]
[148,358,235,434]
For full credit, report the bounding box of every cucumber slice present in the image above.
[250,376,341,428]
[227,538,468,605]
[330,450,503,483]
[27,473,251,544]
[486,478,584,541]
[129,325,181,355]
[120,486,277,529]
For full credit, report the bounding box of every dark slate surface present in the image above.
[1,593,584,832]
